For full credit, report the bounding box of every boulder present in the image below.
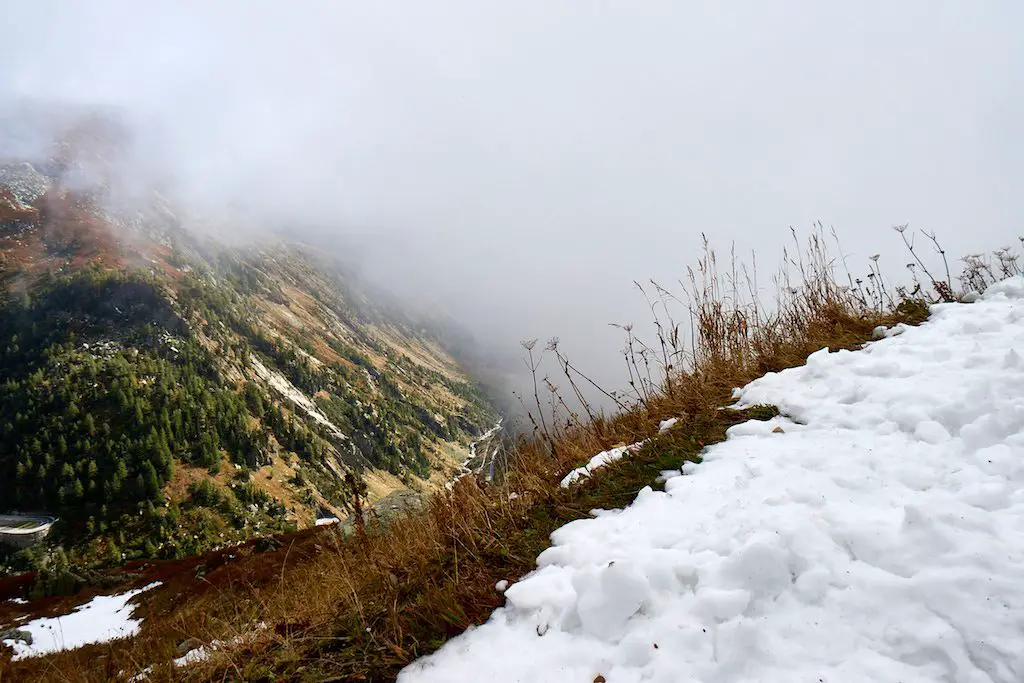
[0,628,33,646]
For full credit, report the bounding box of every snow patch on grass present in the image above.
[2,582,161,660]
[560,417,683,489]
[172,622,268,668]
[560,442,645,488]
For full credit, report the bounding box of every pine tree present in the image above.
[81,413,96,437]
[142,461,160,500]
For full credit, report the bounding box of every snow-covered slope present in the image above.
[400,277,1024,683]
[2,583,161,661]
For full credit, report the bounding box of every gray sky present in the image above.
[2,1,1022,405]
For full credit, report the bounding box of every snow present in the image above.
[2,583,161,660]
[127,665,153,682]
[174,646,211,666]
[560,442,644,488]
[399,277,1024,683]
[561,421,678,489]
[315,516,340,526]
[172,621,268,668]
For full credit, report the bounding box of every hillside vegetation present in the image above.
[0,143,499,578]
[5,223,1016,680]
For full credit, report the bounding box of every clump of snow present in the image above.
[400,279,1024,683]
[657,417,678,433]
[872,322,913,339]
[174,646,211,667]
[2,583,161,660]
[654,469,684,485]
[495,580,509,593]
[250,357,347,441]
[561,418,685,488]
[315,516,340,526]
[172,621,268,668]
[560,442,644,488]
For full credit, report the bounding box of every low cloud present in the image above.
[2,1,1021,409]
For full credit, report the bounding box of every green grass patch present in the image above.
[553,405,778,518]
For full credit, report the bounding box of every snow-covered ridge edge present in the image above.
[398,276,1024,683]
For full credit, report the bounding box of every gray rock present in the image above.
[176,637,202,656]
[0,628,33,645]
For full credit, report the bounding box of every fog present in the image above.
[2,1,1022,409]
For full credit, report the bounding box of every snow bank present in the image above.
[400,277,1024,683]
[2,583,161,660]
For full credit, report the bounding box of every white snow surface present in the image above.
[560,442,645,488]
[2,583,161,660]
[400,277,1024,683]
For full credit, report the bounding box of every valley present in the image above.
[0,120,503,581]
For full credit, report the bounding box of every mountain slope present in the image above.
[0,126,499,573]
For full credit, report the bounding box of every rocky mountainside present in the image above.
[0,115,499,572]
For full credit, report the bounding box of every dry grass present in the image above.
[3,228,1017,682]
